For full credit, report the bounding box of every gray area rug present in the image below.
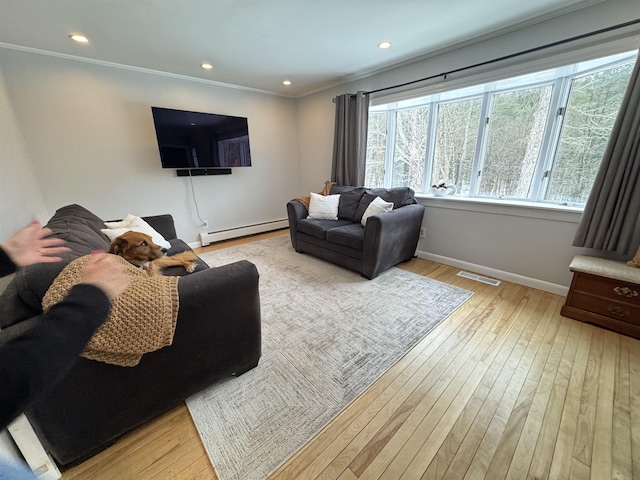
[186,235,473,480]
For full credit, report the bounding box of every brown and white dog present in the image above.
[107,230,197,276]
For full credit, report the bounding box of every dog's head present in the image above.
[108,231,166,266]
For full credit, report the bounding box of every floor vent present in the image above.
[457,270,501,286]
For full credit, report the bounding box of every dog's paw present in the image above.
[186,263,197,273]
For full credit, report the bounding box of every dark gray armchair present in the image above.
[287,186,425,279]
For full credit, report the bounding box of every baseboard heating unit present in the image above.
[200,219,288,246]
[457,271,501,286]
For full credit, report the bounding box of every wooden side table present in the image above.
[561,255,640,339]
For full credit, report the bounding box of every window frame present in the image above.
[367,47,638,209]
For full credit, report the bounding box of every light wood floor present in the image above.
[63,231,640,480]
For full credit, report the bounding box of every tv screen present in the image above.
[151,107,252,169]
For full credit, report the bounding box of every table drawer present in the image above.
[572,274,640,306]
[569,292,640,325]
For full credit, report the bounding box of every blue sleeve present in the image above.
[0,460,38,479]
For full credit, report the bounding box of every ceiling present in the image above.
[0,0,602,97]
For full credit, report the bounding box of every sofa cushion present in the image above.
[297,218,352,240]
[42,204,108,241]
[141,215,178,241]
[329,185,358,195]
[365,187,416,208]
[354,193,378,223]
[326,224,365,250]
[352,188,417,223]
[14,205,111,311]
[337,188,365,222]
[102,214,171,250]
[307,193,340,220]
[361,196,394,226]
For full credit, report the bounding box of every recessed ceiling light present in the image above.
[201,63,213,70]
[378,41,392,49]
[283,80,292,86]
[69,34,89,44]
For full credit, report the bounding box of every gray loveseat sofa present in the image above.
[287,186,425,279]
[0,204,261,468]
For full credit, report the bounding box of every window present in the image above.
[364,112,387,188]
[365,50,637,207]
[432,97,481,195]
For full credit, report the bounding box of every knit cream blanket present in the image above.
[42,255,179,367]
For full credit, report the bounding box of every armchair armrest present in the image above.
[286,201,309,251]
[362,204,425,279]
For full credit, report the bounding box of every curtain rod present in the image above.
[361,17,640,97]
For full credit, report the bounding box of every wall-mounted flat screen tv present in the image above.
[151,107,252,169]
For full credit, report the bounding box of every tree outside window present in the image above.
[546,62,635,204]
[391,107,429,191]
[480,86,552,199]
[432,97,482,195]
[365,50,636,207]
[365,112,387,188]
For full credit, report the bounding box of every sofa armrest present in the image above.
[176,259,262,374]
[286,201,309,251]
[141,214,178,241]
[362,204,425,279]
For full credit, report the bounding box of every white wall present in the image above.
[0,66,48,241]
[416,199,596,292]
[296,0,640,290]
[0,50,300,245]
[1,0,639,290]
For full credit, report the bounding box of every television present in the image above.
[151,107,252,170]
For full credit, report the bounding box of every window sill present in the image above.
[414,194,584,223]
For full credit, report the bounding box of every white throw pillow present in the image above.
[307,192,340,220]
[101,214,172,249]
[361,196,394,226]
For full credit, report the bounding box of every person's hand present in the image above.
[79,253,131,301]
[1,220,69,267]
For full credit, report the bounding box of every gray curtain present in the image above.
[573,51,640,255]
[331,91,370,186]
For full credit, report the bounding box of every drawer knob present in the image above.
[608,305,630,317]
[613,286,638,298]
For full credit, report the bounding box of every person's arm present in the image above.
[0,221,68,279]
[0,284,111,429]
[0,232,129,429]
[0,247,17,278]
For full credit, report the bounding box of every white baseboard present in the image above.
[7,414,60,479]
[197,219,288,247]
[416,249,569,296]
